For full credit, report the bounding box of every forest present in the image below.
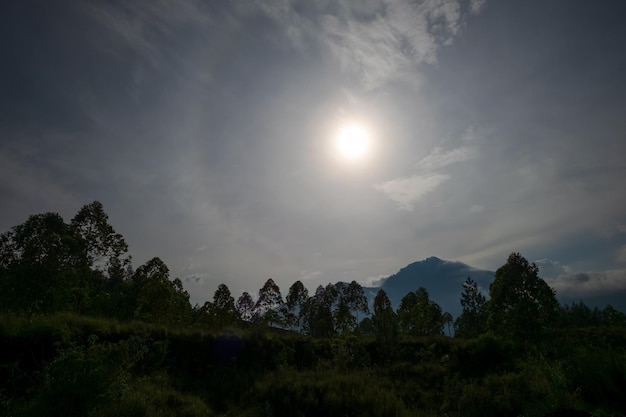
[1,202,625,417]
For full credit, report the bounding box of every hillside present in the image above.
[365,257,494,316]
[365,256,626,317]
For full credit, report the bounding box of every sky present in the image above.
[1,0,626,306]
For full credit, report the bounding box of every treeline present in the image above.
[1,202,625,337]
[2,202,626,417]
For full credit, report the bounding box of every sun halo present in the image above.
[335,123,370,161]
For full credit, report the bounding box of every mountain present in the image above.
[364,256,494,319]
[363,256,626,320]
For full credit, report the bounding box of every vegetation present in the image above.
[1,202,625,416]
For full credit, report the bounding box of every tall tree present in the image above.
[454,277,487,338]
[337,281,370,332]
[397,291,418,334]
[0,212,87,314]
[130,257,191,324]
[332,282,353,333]
[302,285,335,337]
[254,278,284,325]
[70,201,129,274]
[211,283,237,328]
[284,280,309,331]
[488,253,559,339]
[372,289,398,343]
[397,287,445,336]
[601,305,626,327]
[236,292,255,322]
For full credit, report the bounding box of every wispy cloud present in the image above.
[535,259,571,278]
[299,270,323,281]
[255,0,487,89]
[375,137,477,210]
[415,146,476,171]
[374,174,451,211]
[470,0,487,14]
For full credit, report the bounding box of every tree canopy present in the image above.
[488,252,560,339]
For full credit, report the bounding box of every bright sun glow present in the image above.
[335,124,370,160]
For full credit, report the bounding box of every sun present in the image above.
[335,124,370,160]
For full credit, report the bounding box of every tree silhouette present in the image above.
[130,257,191,324]
[211,283,237,328]
[372,289,398,343]
[284,280,308,331]
[302,284,336,337]
[254,278,284,325]
[70,201,129,274]
[236,292,255,322]
[0,212,87,314]
[454,277,487,338]
[397,287,444,336]
[488,253,559,339]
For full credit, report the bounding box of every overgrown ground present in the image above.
[2,313,625,417]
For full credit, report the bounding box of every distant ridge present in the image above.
[364,256,494,318]
[363,257,626,319]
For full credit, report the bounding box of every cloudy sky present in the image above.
[2,0,625,305]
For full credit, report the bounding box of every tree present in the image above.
[130,257,191,324]
[284,280,308,331]
[371,289,398,343]
[601,305,626,327]
[0,202,134,316]
[236,292,255,322]
[0,212,87,314]
[333,282,354,333]
[302,284,336,337]
[454,277,487,338]
[560,301,602,328]
[397,291,417,334]
[357,317,375,337]
[337,281,369,332]
[70,201,129,274]
[397,287,445,336]
[254,278,284,325]
[211,283,237,328]
[488,253,559,339]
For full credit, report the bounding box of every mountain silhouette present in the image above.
[363,256,626,319]
[364,256,494,318]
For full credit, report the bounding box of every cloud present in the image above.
[548,269,626,296]
[80,0,488,92]
[535,259,571,278]
[255,0,487,89]
[183,273,208,285]
[375,138,477,210]
[363,274,389,287]
[415,146,476,171]
[470,0,487,14]
[374,174,451,210]
[299,270,323,281]
[470,205,484,213]
[194,245,208,254]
